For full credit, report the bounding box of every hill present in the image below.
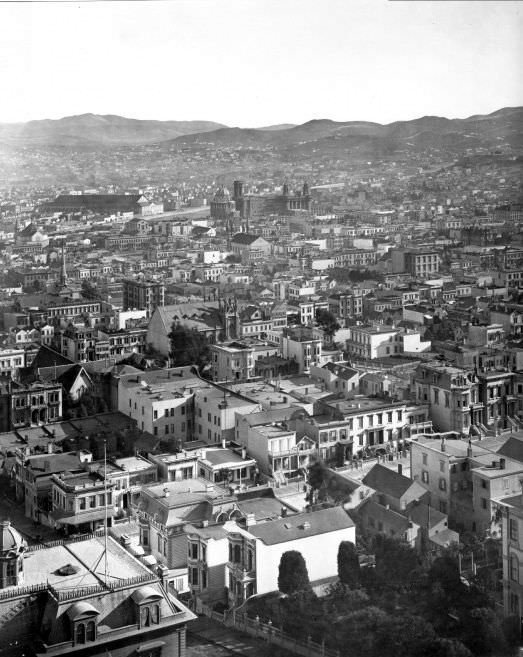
[0,113,227,147]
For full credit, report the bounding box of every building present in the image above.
[226,506,355,606]
[232,180,312,221]
[497,492,523,623]
[346,325,403,360]
[123,278,165,316]
[239,420,316,481]
[0,521,195,657]
[280,327,322,374]
[118,373,206,445]
[230,234,272,265]
[0,380,62,432]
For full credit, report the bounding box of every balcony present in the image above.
[228,561,255,582]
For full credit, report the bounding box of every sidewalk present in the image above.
[188,616,293,657]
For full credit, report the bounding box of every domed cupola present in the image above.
[0,520,27,588]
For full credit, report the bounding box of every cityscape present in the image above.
[0,1,522,657]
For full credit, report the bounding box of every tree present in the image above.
[168,323,211,369]
[337,541,360,586]
[315,309,340,337]
[278,551,311,595]
[459,607,509,657]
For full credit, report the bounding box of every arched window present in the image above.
[151,604,160,624]
[141,606,151,627]
[86,620,96,641]
[76,623,86,644]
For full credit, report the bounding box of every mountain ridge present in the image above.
[0,107,520,152]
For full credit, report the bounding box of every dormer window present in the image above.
[132,586,163,629]
[67,601,100,645]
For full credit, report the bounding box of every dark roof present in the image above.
[497,436,523,463]
[362,464,414,499]
[231,233,264,245]
[248,506,353,545]
[45,194,146,213]
[30,345,74,370]
[56,364,92,392]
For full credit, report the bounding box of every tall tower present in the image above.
[0,520,26,588]
[60,240,68,288]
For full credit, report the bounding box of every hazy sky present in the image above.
[0,0,521,126]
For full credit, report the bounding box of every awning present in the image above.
[54,508,116,526]
[136,641,165,653]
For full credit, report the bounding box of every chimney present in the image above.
[202,519,209,528]
[47,442,53,454]
[163,487,169,498]
[222,437,226,449]
[302,520,311,530]
[281,507,288,518]
[397,463,403,476]
[441,437,445,453]
[120,533,131,548]
[205,483,214,494]
[467,439,473,458]
[500,458,506,470]
[241,446,247,460]
[245,513,256,527]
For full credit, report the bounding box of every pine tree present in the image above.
[337,541,360,585]
[278,550,311,595]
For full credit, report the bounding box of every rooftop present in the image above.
[248,506,354,545]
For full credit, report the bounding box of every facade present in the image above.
[0,380,62,432]
[123,278,166,316]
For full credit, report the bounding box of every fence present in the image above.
[228,612,341,657]
[196,601,340,657]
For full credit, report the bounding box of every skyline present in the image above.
[0,0,521,127]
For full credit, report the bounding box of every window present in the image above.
[165,425,169,435]
[510,518,519,542]
[434,389,439,405]
[439,460,445,473]
[511,555,519,582]
[439,500,447,514]
[76,623,86,644]
[444,392,450,408]
[79,497,86,510]
[189,543,198,559]
[422,453,428,466]
[86,621,96,641]
[481,479,487,489]
[164,409,169,418]
[153,410,158,420]
[439,478,446,491]
[481,498,487,510]
[190,568,199,585]
[89,495,96,508]
[422,471,429,484]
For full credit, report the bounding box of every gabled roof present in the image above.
[362,464,414,499]
[56,364,92,392]
[30,345,74,370]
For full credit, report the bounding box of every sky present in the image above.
[0,0,521,127]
